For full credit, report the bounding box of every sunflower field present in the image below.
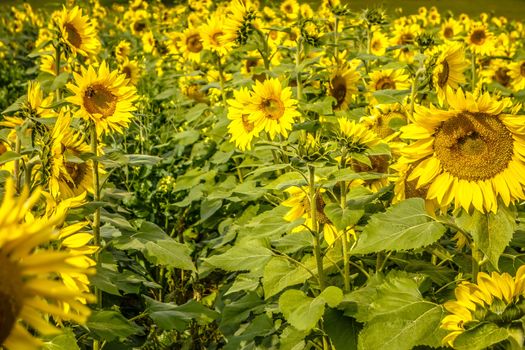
[4,0,525,349]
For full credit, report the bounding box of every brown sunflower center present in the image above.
[330,75,348,108]
[443,27,454,39]
[352,154,390,173]
[284,4,293,13]
[186,34,203,53]
[0,142,7,155]
[245,58,258,73]
[211,31,223,45]
[438,60,450,88]
[133,21,146,33]
[65,22,82,48]
[520,62,525,77]
[302,194,330,224]
[470,29,486,45]
[371,39,381,51]
[122,66,132,80]
[64,161,88,188]
[262,98,285,120]
[83,84,117,117]
[0,254,24,344]
[495,67,511,87]
[434,112,514,181]
[375,77,396,90]
[241,115,254,132]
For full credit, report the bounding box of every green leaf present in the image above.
[42,329,80,350]
[205,244,273,272]
[372,89,409,104]
[50,71,70,91]
[324,309,359,350]
[87,311,142,342]
[324,203,364,231]
[352,198,446,254]
[124,154,162,166]
[453,323,510,350]
[456,206,517,268]
[145,297,219,331]
[200,198,223,221]
[301,96,335,115]
[0,151,21,165]
[263,257,310,299]
[143,239,196,271]
[279,287,343,331]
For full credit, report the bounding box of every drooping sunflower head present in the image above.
[247,78,300,140]
[66,61,138,136]
[0,179,93,350]
[328,65,360,111]
[222,0,258,46]
[441,267,525,347]
[57,6,100,57]
[432,42,469,103]
[398,87,524,213]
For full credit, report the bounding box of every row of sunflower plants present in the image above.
[2,0,525,349]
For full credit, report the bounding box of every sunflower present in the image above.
[441,266,525,347]
[440,18,462,41]
[129,9,149,36]
[427,8,440,25]
[432,42,469,103]
[398,88,525,213]
[25,81,54,119]
[247,78,300,140]
[227,87,261,151]
[49,110,95,199]
[361,103,407,147]
[282,185,341,245]
[391,23,420,62]
[180,26,203,62]
[114,40,131,62]
[508,60,525,91]
[369,30,389,56]
[201,15,231,56]
[466,23,494,55]
[367,68,410,104]
[57,6,100,57]
[280,0,299,20]
[119,58,141,85]
[0,179,93,350]
[329,64,360,111]
[222,0,257,46]
[66,61,138,136]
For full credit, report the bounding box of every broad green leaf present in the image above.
[200,198,223,221]
[223,314,275,350]
[42,329,79,350]
[372,89,409,104]
[263,257,310,299]
[456,206,517,268]
[225,273,260,295]
[87,311,142,342]
[205,244,273,272]
[271,231,312,254]
[124,154,162,166]
[324,203,364,231]
[219,292,265,336]
[352,198,446,254]
[324,309,359,350]
[143,239,196,271]
[0,151,21,165]
[453,323,510,350]
[145,297,218,331]
[50,71,69,91]
[279,287,343,331]
[279,326,308,350]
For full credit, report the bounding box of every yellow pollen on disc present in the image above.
[83,84,118,117]
[262,98,285,120]
[65,22,82,48]
[0,254,24,344]
[434,112,514,181]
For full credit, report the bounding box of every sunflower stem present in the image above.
[339,153,351,293]
[334,15,340,63]
[216,54,228,106]
[309,164,326,290]
[295,37,303,102]
[471,243,482,281]
[55,44,61,101]
[471,52,477,92]
[13,133,21,194]
[90,123,102,302]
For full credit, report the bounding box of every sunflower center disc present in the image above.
[0,254,24,344]
[520,63,525,77]
[434,112,514,181]
[65,23,82,48]
[65,161,88,188]
[438,60,450,88]
[471,29,486,45]
[330,75,347,107]
[83,84,117,117]
[262,98,284,120]
[495,67,511,87]
[241,115,254,132]
[376,77,396,90]
[186,34,203,53]
[444,27,453,39]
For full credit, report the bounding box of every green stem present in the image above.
[340,154,350,293]
[309,164,325,290]
[55,45,61,101]
[471,52,477,92]
[13,134,21,193]
[366,24,372,55]
[471,243,481,281]
[295,38,303,102]
[334,16,340,62]
[217,54,227,106]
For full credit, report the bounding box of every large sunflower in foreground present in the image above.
[0,180,93,350]
[432,42,469,104]
[57,6,100,57]
[441,266,525,347]
[398,88,525,213]
[66,62,138,135]
[247,78,300,140]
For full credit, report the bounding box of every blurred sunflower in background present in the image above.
[66,62,138,135]
[508,60,525,91]
[329,64,360,111]
[398,88,525,213]
[466,23,494,55]
[227,87,260,151]
[432,42,469,103]
[0,179,93,350]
